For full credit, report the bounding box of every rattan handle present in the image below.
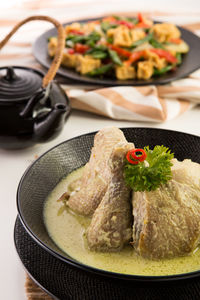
[0,15,65,88]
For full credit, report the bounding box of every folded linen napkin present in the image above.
[64,84,193,122]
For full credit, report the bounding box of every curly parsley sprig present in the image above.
[124,145,174,192]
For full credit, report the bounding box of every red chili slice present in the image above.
[131,149,147,161]
[126,149,147,165]
[126,151,139,164]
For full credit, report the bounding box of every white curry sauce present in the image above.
[44,167,200,276]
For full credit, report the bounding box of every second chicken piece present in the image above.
[87,142,134,251]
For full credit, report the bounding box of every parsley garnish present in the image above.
[124,145,174,192]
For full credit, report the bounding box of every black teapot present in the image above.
[0,16,70,149]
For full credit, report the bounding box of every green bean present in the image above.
[112,15,138,24]
[150,38,166,49]
[101,21,117,33]
[90,51,108,59]
[107,37,113,44]
[108,49,122,65]
[153,65,173,76]
[86,45,108,59]
[66,34,85,43]
[87,63,113,76]
[87,45,107,52]
[86,32,101,45]
[65,31,101,45]
[130,33,153,48]
[176,53,182,65]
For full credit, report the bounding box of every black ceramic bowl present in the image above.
[16,128,200,298]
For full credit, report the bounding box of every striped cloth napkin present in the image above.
[0,1,200,122]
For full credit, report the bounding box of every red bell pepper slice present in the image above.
[124,51,145,66]
[150,48,177,64]
[107,44,132,58]
[137,12,144,23]
[68,29,84,35]
[74,43,90,54]
[136,22,151,29]
[136,13,151,28]
[115,20,135,29]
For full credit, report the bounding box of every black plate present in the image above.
[33,18,200,86]
[16,127,200,284]
[14,216,200,300]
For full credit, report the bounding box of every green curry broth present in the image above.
[44,167,200,276]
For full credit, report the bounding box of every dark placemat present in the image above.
[15,216,200,300]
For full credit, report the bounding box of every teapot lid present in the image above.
[0,66,43,102]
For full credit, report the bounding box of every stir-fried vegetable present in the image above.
[153,65,174,76]
[124,51,144,66]
[87,63,113,76]
[66,31,101,46]
[108,49,122,65]
[74,43,90,54]
[150,49,177,63]
[107,44,132,58]
[130,33,153,48]
[176,52,182,65]
[48,14,189,80]
[101,21,117,33]
[89,50,107,59]
[149,38,166,49]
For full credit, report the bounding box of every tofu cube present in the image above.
[115,65,136,80]
[137,61,154,80]
[113,25,132,47]
[151,23,181,43]
[61,49,77,68]
[65,22,82,35]
[76,55,101,74]
[144,50,167,70]
[131,29,146,43]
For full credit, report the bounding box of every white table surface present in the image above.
[0,106,200,299]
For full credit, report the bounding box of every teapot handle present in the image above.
[0,15,65,88]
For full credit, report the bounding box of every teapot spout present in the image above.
[33,103,69,143]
